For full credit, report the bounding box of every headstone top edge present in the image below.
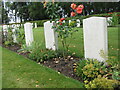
[83,16,106,21]
[25,22,32,24]
[44,21,55,24]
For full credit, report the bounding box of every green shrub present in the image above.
[106,56,120,70]
[31,20,48,27]
[29,49,57,62]
[25,42,57,62]
[112,70,120,80]
[111,13,119,26]
[4,27,14,46]
[76,59,87,77]
[16,28,25,45]
[76,59,111,81]
[85,75,120,89]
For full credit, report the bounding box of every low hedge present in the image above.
[4,12,120,27]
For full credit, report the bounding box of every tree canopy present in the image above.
[2,2,120,24]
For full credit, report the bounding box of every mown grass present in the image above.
[33,26,119,58]
[2,46,84,88]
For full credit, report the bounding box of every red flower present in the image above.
[78,4,84,9]
[60,18,65,21]
[76,7,82,14]
[71,3,77,10]
[59,18,65,25]
[108,12,113,14]
[59,23,62,25]
[59,19,62,22]
[71,12,76,17]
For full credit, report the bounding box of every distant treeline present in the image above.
[2,2,120,24]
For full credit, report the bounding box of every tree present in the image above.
[2,2,9,24]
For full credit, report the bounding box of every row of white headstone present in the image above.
[3,17,109,62]
[23,17,108,62]
[2,22,38,32]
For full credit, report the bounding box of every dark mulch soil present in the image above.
[41,57,83,82]
[4,44,21,52]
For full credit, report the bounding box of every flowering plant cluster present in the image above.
[52,3,84,58]
[70,3,84,16]
[75,59,120,89]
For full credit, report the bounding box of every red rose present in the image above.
[78,4,84,9]
[59,19,62,22]
[71,12,76,17]
[76,7,82,14]
[71,3,77,10]
[59,23,62,25]
[60,18,65,21]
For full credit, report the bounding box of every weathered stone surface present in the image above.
[83,17,108,62]
[24,22,34,46]
[44,21,58,50]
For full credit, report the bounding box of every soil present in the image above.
[41,57,83,82]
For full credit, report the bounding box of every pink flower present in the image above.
[71,12,76,16]
[76,7,82,14]
[71,3,77,10]
[78,4,84,9]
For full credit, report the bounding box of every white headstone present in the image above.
[107,17,112,26]
[35,23,37,28]
[83,17,108,62]
[44,21,58,50]
[31,23,34,28]
[2,25,8,35]
[12,29,17,43]
[69,20,71,24]
[24,22,34,46]
[77,19,80,27]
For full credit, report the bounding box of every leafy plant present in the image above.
[26,42,57,62]
[16,28,25,45]
[51,3,84,58]
[75,59,87,77]
[106,56,120,70]
[4,27,14,46]
[112,70,120,80]
[29,49,57,62]
[111,12,119,26]
[85,75,120,89]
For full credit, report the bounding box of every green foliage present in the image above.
[31,20,48,27]
[82,59,107,80]
[111,13,119,26]
[27,42,57,62]
[16,28,25,45]
[112,70,120,80]
[106,56,120,70]
[76,59,87,77]
[4,27,14,46]
[45,2,61,19]
[85,75,120,89]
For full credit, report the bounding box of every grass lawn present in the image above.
[2,46,84,88]
[33,26,119,58]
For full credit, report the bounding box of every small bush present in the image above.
[26,42,57,62]
[4,27,14,46]
[111,13,119,26]
[76,59,87,77]
[16,28,25,45]
[29,49,57,62]
[85,75,120,89]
